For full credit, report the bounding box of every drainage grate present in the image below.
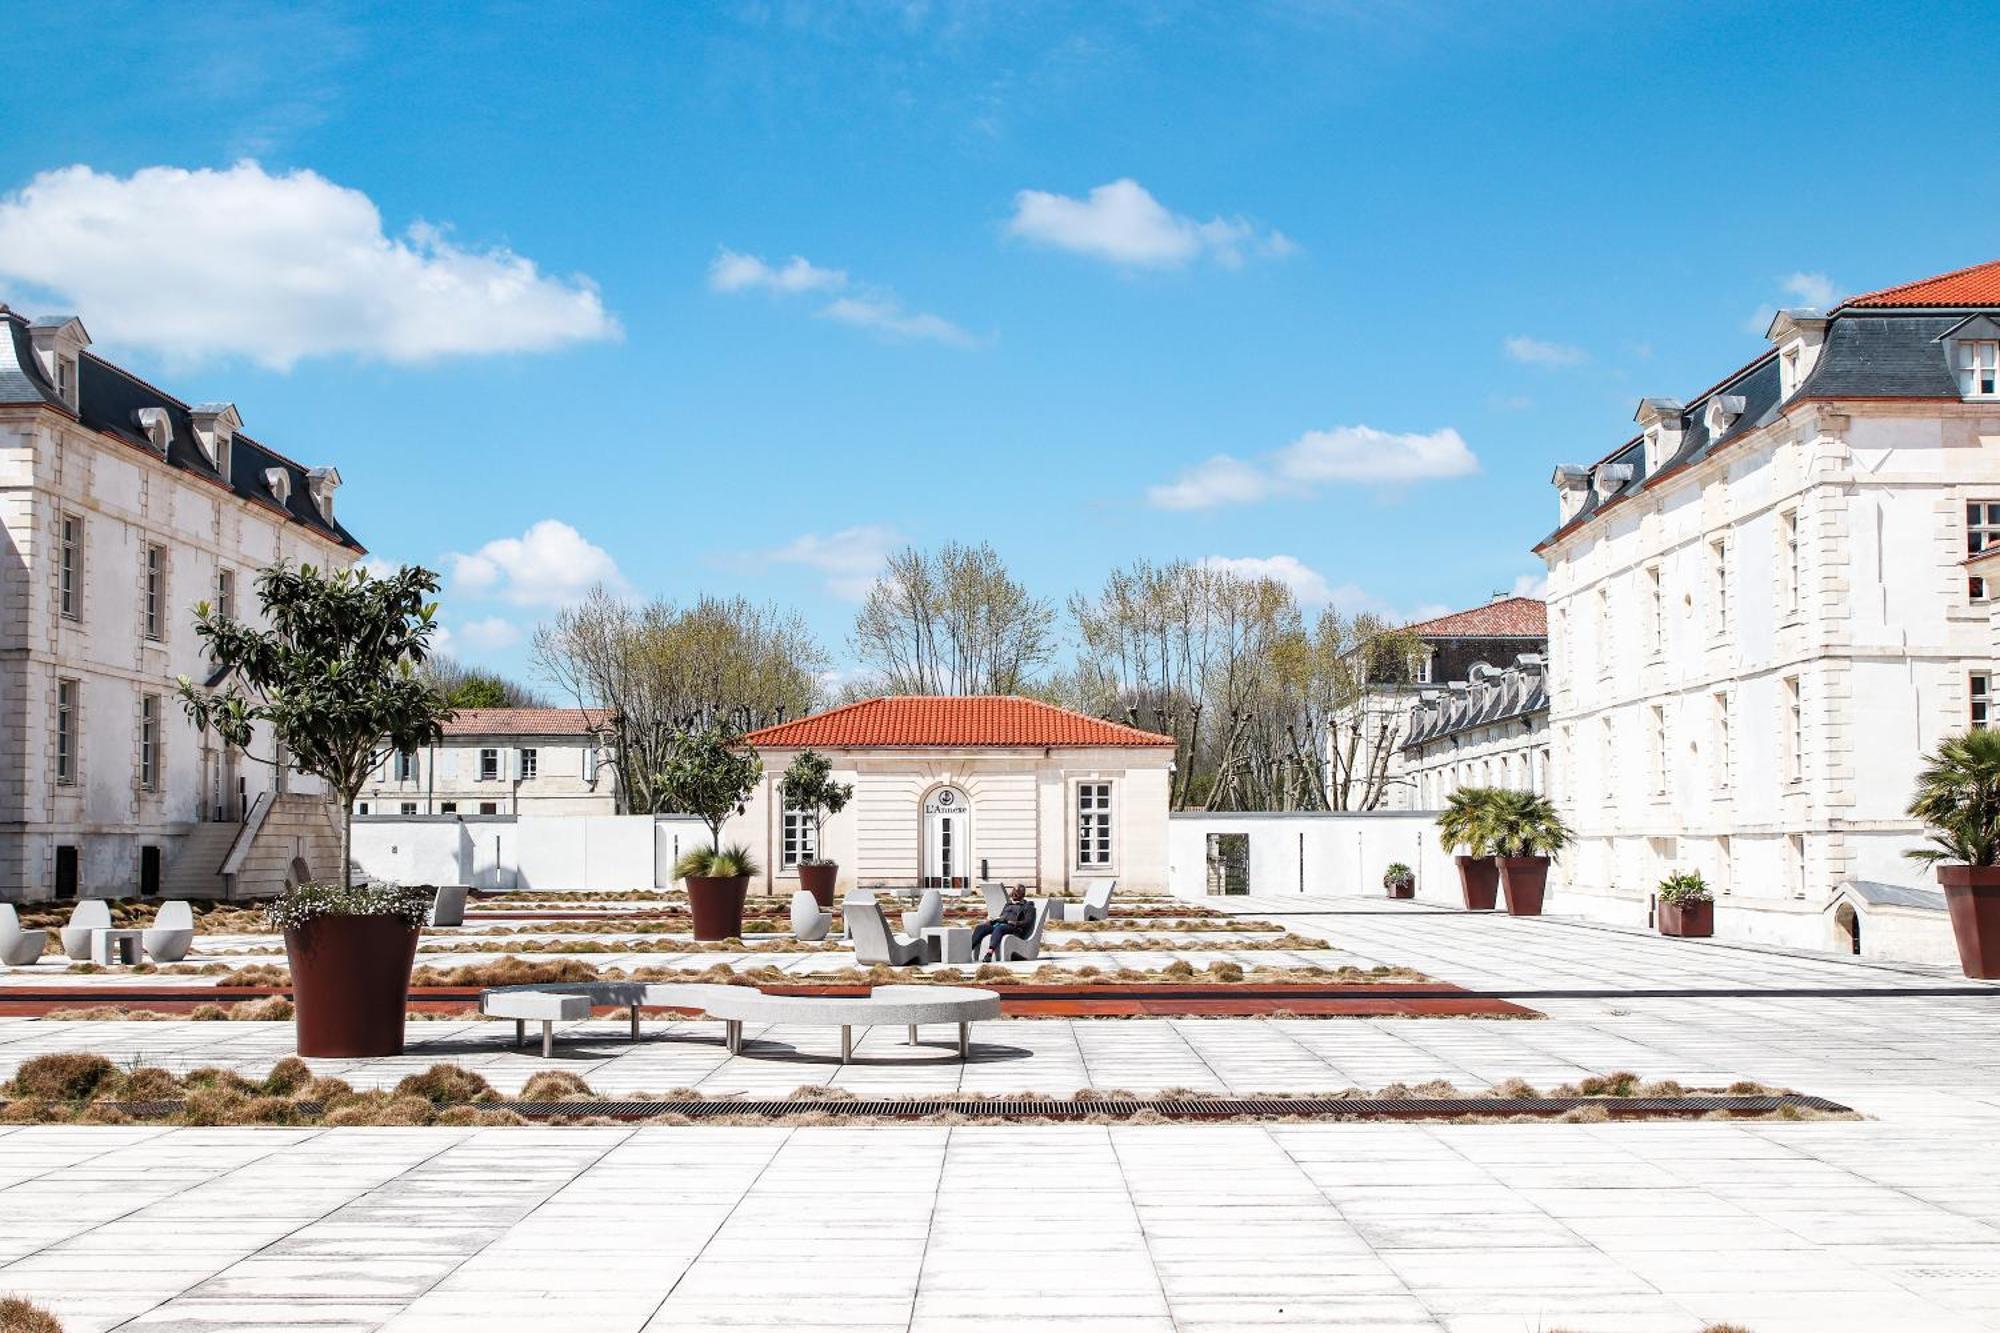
[75,1092,1853,1123]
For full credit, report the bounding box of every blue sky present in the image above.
[3,1,1994,683]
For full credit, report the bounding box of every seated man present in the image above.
[971,884,1036,961]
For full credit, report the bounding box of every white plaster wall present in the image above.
[352,814,707,891]
[1166,813,1457,904]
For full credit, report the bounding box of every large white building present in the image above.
[728,695,1175,897]
[1401,654,1551,809]
[1538,258,2000,960]
[0,309,361,900]
[355,708,617,817]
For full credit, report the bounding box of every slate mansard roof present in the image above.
[0,311,362,552]
[741,696,1178,750]
[1401,657,1548,753]
[1539,258,2000,550]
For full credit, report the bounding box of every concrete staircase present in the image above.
[158,820,243,898]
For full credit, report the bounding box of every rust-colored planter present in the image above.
[686,874,751,941]
[797,863,838,908]
[1385,880,1415,900]
[1657,899,1714,937]
[1938,866,2000,979]
[1455,856,1499,911]
[1498,856,1549,916]
[284,915,420,1058]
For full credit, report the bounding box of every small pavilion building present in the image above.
[734,696,1175,898]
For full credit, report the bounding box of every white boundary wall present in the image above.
[351,815,709,892]
[1167,812,1457,903]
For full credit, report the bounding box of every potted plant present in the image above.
[1436,788,1500,910]
[1906,729,2000,978]
[1382,862,1415,900]
[1490,789,1571,916]
[779,749,853,907]
[1656,870,1714,938]
[178,562,452,1057]
[658,724,764,940]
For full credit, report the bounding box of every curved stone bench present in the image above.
[479,981,1001,1061]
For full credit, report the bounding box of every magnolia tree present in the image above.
[778,749,853,865]
[177,562,453,890]
[657,724,763,854]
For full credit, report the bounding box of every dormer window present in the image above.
[264,468,292,505]
[306,466,341,519]
[1781,347,1800,395]
[26,316,89,412]
[1592,463,1634,501]
[1634,399,1684,476]
[1552,464,1592,522]
[189,404,240,480]
[133,408,173,455]
[1766,309,1829,401]
[1704,394,1746,438]
[1955,340,2000,397]
[55,357,75,406]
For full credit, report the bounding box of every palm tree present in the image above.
[1487,789,1573,859]
[1436,787,1501,856]
[1906,729,2000,867]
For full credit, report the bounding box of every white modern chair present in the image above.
[900,888,943,937]
[60,899,112,961]
[790,889,831,943]
[978,882,1008,918]
[992,899,1053,963]
[429,885,468,928]
[846,899,927,967]
[142,900,195,963]
[1070,879,1117,922]
[0,905,47,967]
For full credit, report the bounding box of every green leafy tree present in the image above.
[1906,729,2000,867]
[177,562,453,890]
[778,750,853,866]
[656,725,763,854]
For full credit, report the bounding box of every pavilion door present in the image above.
[922,787,970,888]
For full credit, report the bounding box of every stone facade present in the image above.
[0,311,360,900]
[354,708,617,817]
[1400,655,1551,809]
[1538,264,2000,961]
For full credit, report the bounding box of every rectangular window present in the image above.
[479,748,499,781]
[1787,833,1806,899]
[1780,509,1801,616]
[55,679,78,785]
[440,802,458,814]
[781,804,818,868]
[399,801,418,816]
[1416,649,1434,684]
[1784,675,1803,783]
[143,544,166,640]
[216,568,236,621]
[140,693,160,791]
[1646,566,1664,655]
[1709,538,1729,635]
[1956,340,2000,397]
[1595,587,1610,673]
[1969,502,2000,599]
[1650,705,1667,794]
[357,802,370,815]
[1975,673,1992,730]
[518,748,538,781]
[58,514,82,620]
[1076,781,1113,866]
[1713,691,1732,788]
[1715,834,1732,896]
[478,801,498,815]
[394,750,418,781]
[1599,717,1615,810]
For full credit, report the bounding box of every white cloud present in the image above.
[1146,455,1288,511]
[454,616,523,652]
[354,555,399,581]
[1006,178,1294,269]
[1510,572,1549,600]
[448,519,623,607]
[755,524,901,599]
[709,247,974,347]
[1503,335,1587,367]
[819,296,978,347]
[1148,425,1476,511]
[1199,555,1333,606]
[0,162,618,370]
[1783,271,1837,308]
[707,248,847,294]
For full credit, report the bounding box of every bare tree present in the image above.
[418,654,548,709]
[532,587,828,813]
[851,542,1056,694]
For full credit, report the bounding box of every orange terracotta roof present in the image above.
[1404,596,1547,639]
[742,696,1176,749]
[442,707,610,737]
[1845,257,2000,308]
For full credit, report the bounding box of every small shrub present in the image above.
[0,1099,56,1124]
[77,1103,133,1126]
[303,1075,357,1105]
[0,1295,64,1333]
[242,1096,305,1126]
[373,1095,437,1126]
[260,1058,313,1096]
[1206,960,1244,982]
[179,1088,250,1126]
[182,1067,259,1095]
[1576,1071,1641,1097]
[112,1067,184,1101]
[189,1005,228,1021]
[394,1064,497,1104]
[519,1070,593,1101]
[1491,1077,1540,1099]
[1161,959,1196,979]
[218,965,290,988]
[8,1053,118,1102]
[227,997,295,1021]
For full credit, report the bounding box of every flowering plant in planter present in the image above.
[1382,862,1415,898]
[779,750,852,905]
[1655,871,1712,906]
[1655,870,1714,938]
[1906,729,2000,977]
[266,881,434,933]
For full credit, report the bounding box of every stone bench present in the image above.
[478,981,1002,1062]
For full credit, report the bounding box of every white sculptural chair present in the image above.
[142,900,195,963]
[790,889,831,942]
[0,905,47,967]
[846,899,927,967]
[900,888,943,938]
[994,898,1053,963]
[60,899,112,962]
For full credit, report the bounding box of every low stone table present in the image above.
[89,929,144,966]
[923,925,975,964]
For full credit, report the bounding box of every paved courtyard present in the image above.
[1,896,1998,1331]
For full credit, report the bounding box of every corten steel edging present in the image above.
[62,1093,1852,1123]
